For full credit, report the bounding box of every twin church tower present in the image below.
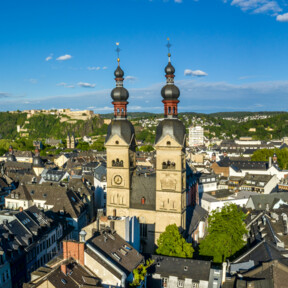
[104,42,187,252]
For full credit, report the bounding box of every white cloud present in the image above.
[102,66,108,70]
[231,0,282,14]
[45,54,53,61]
[87,66,101,71]
[77,82,96,88]
[174,0,182,3]
[125,76,137,82]
[56,82,74,88]
[277,12,288,21]
[184,69,208,77]
[56,54,72,61]
[56,82,67,86]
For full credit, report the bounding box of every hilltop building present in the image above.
[105,45,187,253]
[188,125,204,147]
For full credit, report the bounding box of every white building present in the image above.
[188,126,204,147]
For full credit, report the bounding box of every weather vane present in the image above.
[166,37,171,61]
[116,42,121,64]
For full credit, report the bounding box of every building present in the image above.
[24,229,144,288]
[105,47,187,253]
[148,255,219,288]
[0,206,65,287]
[67,132,76,149]
[188,125,204,147]
[5,183,87,240]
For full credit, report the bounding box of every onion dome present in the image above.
[114,65,124,78]
[161,84,180,100]
[165,61,175,75]
[111,86,129,102]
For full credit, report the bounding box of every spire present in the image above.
[111,42,129,119]
[161,38,180,118]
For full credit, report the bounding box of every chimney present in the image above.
[79,230,87,243]
[222,262,227,284]
[63,241,85,266]
[269,157,272,168]
[61,263,67,275]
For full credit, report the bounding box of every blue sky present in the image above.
[0,0,288,113]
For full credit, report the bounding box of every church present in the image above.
[104,43,191,253]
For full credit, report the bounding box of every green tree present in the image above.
[130,259,154,287]
[139,145,154,152]
[251,148,288,170]
[156,224,194,258]
[199,204,248,263]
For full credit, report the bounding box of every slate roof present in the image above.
[0,206,57,255]
[94,163,107,182]
[232,240,285,265]
[23,259,101,288]
[105,119,135,145]
[150,255,211,281]
[87,229,144,275]
[4,161,33,170]
[188,204,208,235]
[7,183,85,219]
[248,193,288,210]
[130,173,156,210]
[155,118,186,146]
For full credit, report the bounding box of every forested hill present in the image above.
[0,112,105,139]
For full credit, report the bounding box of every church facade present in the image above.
[105,48,188,253]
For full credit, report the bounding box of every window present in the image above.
[162,278,168,287]
[178,280,184,287]
[140,223,147,238]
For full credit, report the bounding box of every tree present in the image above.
[130,259,154,287]
[156,224,194,258]
[199,203,247,263]
[252,148,288,170]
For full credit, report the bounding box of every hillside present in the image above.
[0,112,105,140]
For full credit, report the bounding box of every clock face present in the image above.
[114,175,122,185]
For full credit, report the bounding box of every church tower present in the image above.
[105,44,136,217]
[155,39,187,232]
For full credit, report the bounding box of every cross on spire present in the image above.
[115,42,121,65]
[166,38,172,61]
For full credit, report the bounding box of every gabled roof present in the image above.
[86,229,144,275]
[150,255,211,281]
